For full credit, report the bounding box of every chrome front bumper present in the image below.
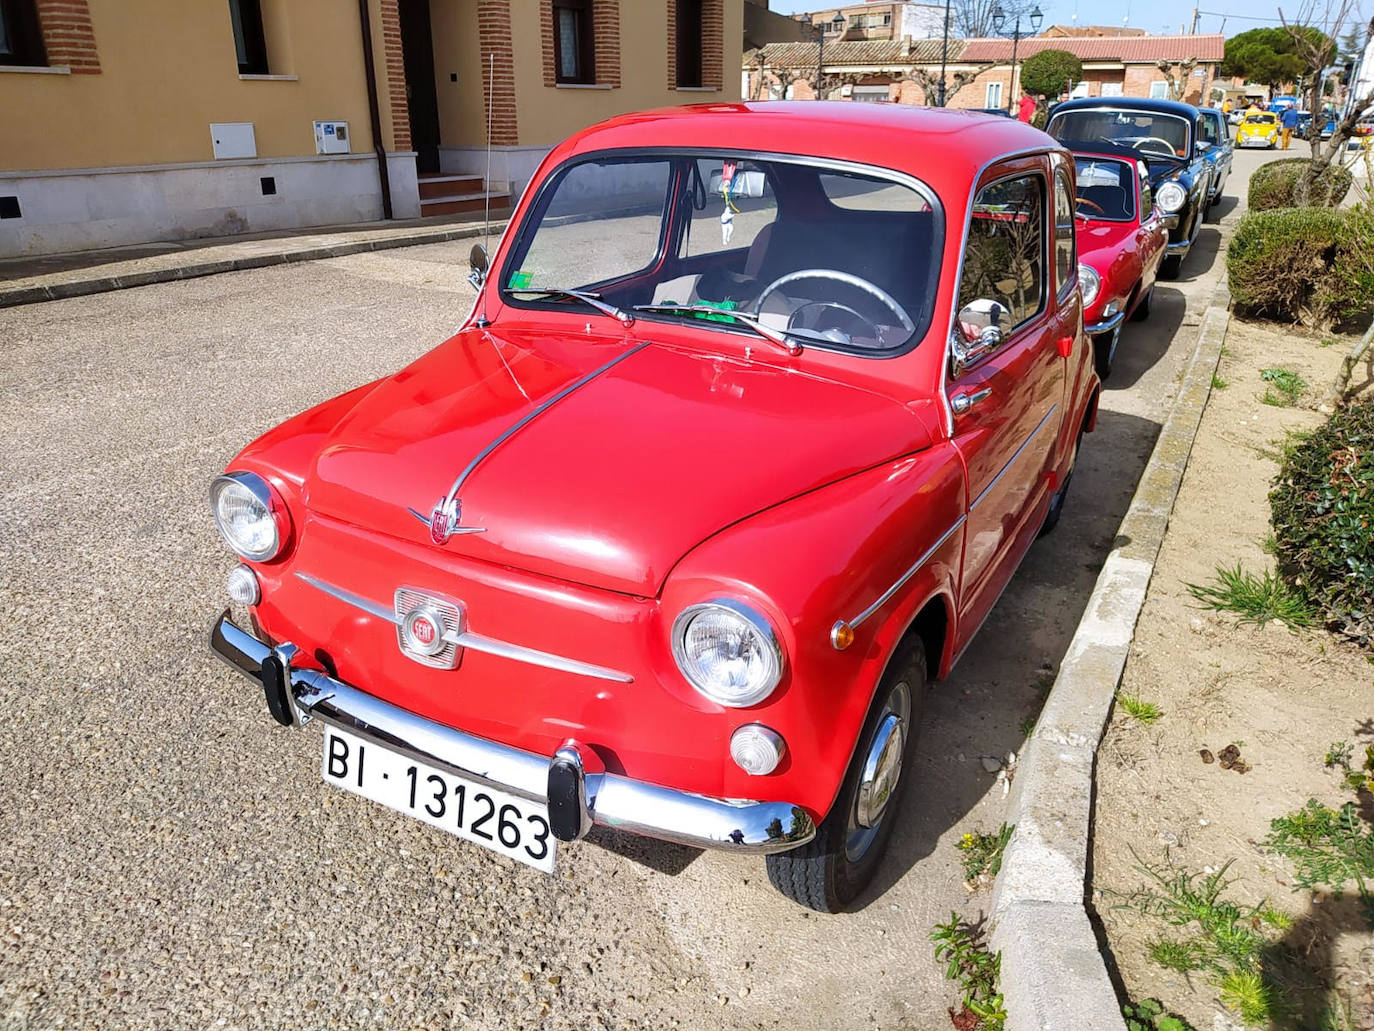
[209,611,816,855]
[1085,309,1126,337]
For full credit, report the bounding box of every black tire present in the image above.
[1160,252,1185,280]
[1092,325,1119,382]
[1038,430,1082,537]
[1130,283,1153,322]
[765,636,926,913]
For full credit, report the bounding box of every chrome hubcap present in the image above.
[845,681,910,861]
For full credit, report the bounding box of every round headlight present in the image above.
[1157,181,1187,213]
[1077,263,1101,308]
[671,599,784,707]
[210,471,284,562]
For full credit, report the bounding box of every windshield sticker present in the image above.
[508,270,533,290]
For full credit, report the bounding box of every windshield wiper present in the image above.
[631,303,803,356]
[507,286,634,327]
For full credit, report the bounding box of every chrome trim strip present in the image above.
[293,572,634,684]
[848,515,966,630]
[428,340,653,527]
[1084,309,1127,336]
[408,506,485,533]
[969,403,1059,512]
[209,612,815,855]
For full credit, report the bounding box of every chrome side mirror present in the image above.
[468,243,489,291]
[950,298,1008,376]
[1197,140,1213,152]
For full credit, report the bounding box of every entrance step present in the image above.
[417,174,485,200]
[419,190,511,218]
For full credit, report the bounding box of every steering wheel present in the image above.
[754,269,916,334]
[785,300,881,343]
[1132,137,1179,156]
[1075,196,1105,214]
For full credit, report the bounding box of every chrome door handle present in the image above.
[950,388,992,415]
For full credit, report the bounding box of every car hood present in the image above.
[302,325,935,596]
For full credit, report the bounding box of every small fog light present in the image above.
[730,724,786,776]
[1103,300,1122,318]
[226,564,261,605]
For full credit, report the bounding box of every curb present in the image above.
[988,281,1232,1031]
[0,221,504,309]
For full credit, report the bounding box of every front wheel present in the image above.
[765,637,926,913]
[1130,283,1154,322]
[1093,324,1120,381]
[1160,252,1185,280]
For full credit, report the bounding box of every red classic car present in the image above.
[209,103,1099,912]
[1070,146,1168,379]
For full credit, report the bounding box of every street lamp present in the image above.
[937,0,952,106]
[815,12,845,98]
[990,4,1044,116]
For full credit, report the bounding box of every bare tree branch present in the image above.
[1155,58,1199,101]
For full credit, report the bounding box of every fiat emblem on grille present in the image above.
[394,588,464,669]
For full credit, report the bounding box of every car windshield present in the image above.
[1073,157,1135,221]
[500,152,942,357]
[1051,109,1191,159]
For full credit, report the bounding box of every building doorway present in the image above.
[398,0,441,174]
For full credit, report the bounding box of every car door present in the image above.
[947,157,1065,637]
[1136,162,1167,290]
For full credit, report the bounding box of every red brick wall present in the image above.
[542,1,620,87]
[379,0,411,151]
[478,1,519,146]
[35,0,100,74]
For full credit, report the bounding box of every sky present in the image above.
[764,0,1318,38]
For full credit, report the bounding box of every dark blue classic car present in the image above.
[1048,97,1211,278]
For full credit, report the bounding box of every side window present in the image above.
[1053,170,1076,300]
[680,159,778,259]
[1138,164,1154,220]
[959,174,1046,330]
[1198,115,1218,146]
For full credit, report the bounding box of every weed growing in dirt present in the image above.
[1121,997,1199,1031]
[1018,715,1036,737]
[1118,694,1163,725]
[1325,741,1354,768]
[1185,564,1315,630]
[1260,533,1279,556]
[957,825,1013,886]
[1323,741,1374,790]
[930,913,1005,1030]
[1259,367,1308,407]
[1212,373,1229,390]
[1116,855,1289,1025]
[1264,800,1374,924]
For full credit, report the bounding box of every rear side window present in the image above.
[1053,170,1076,299]
[959,175,1046,330]
[818,171,933,212]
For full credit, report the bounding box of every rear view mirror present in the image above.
[468,244,489,290]
[951,298,1009,376]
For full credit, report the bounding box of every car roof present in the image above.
[548,101,1058,204]
[1049,96,1200,119]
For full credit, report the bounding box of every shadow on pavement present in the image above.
[860,405,1167,909]
[1102,283,1187,392]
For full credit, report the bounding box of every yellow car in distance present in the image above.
[1237,111,1280,148]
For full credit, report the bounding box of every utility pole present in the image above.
[1190,7,1200,33]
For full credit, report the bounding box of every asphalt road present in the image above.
[0,152,1273,1030]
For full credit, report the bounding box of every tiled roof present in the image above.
[751,38,965,68]
[959,33,1224,63]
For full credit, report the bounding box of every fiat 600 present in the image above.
[209,104,1099,912]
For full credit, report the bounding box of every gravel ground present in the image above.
[1,180,1222,1029]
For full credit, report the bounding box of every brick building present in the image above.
[793,2,945,41]
[2,0,743,258]
[745,31,1224,110]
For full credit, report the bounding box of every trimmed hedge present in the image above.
[1227,205,1374,326]
[1247,158,1353,211]
[1270,399,1374,646]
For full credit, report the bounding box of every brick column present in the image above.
[35,0,100,74]
[379,0,411,151]
[478,1,519,146]
[591,0,620,88]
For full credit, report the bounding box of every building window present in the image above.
[228,0,269,75]
[1149,80,1169,99]
[0,0,47,67]
[853,84,890,103]
[554,0,595,84]
[675,0,702,88]
[986,81,1003,109]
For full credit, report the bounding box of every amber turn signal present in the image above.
[830,620,855,651]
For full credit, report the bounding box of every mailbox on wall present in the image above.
[314,121,350,155]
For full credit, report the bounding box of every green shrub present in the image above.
[1228,207,1346,323]
[1248,157,1353,211]
[1270,399,1374,645]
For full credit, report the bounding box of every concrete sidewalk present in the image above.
[0,215,507,308]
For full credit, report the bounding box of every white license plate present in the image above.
[321,728,556,873]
